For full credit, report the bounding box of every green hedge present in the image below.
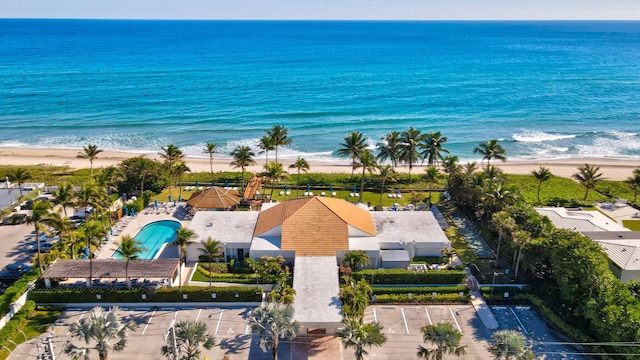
[193,267,262,284]
[0,300,35,345]
[373,286,468,295]
[0,269,40,317]
[480,286,528,303]
[372,293,469,304]
[198,262,229,274]
[352,269,466,284]
[29,286,262,303]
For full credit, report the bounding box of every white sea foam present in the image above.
[512,130,576,143]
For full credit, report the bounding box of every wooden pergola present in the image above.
[42,259,180,288]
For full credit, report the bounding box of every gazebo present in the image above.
[187,187,242,211]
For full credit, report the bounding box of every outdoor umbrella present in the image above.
[306,184,310,192]
[329,184,333,192]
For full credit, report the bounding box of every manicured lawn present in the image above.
[623,220,640,231]
[0,309,63,360]
[506,174,608,206]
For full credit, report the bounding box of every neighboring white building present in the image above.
[535,207,640,283]
[188,196,452,334]
[583,231,640,283]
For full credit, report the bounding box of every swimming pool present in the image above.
[113,220,181,260]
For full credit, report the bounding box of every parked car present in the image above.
[21,200,34,210]
[31,240,59,252]
[2,213,27,225]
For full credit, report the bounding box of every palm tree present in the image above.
[161,320,215,360]
[376,131,402,168]
[572,164,605,200]
[400,127,426,183]
[43,212,76,259]
[340,276,373,318]
[77,144,104,175]
[424,166,440,206]
[488,330,534,360]
[26,200,51,274]
[94,165,124,196]
[266,124,292,164]
[490,212,516,269]
[230,145,256,193]
[249,302,301,360]
[473,140,507,168]
[421,131,449,166]
[511,230,531,278]
[626,168,640,202]
[172,227,196,289]
[115,235,147,288]
[337,316,387,360]
[171,161,190,200]
[354,149,378,203]
[338,132,367,178]
[81,220,107,287]
[7,167,31,194]
[258,135,277,164]
[531,166,552,204]
[159,143,184,168]
[417,321,468,360]
[65,306,136,360]
[343,250,370,271]
[377,165,397,207]
[288,157,310,198]
[199,237,222,288]
[441,155,461,189]
[52,182,75,217]
[77,182,100,220]
[262,161,288,199]
[203,142,218,182]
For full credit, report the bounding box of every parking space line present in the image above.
[449,308,462,333]
[424,308,432,325]
[215,309,225,335]
[245,309,252,334]
[195,309,202,322]
[373,308,378,323]
[141,310,156,335]
[400,308,409,334]
[509,307,528,335]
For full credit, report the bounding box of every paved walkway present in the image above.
[465,267,499,330]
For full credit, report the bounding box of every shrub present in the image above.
[352,269,466,284]
[516,294,592,343]
[373,286,468,295]
[372,293,468,305]
[0,268,39,317]
[29,286,262,303]
[0,300,36,344]
[197,262,229,274]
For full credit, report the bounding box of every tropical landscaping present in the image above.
[1,124,640,358]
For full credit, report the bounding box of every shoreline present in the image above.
[0,146,638,181]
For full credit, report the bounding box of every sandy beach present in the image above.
[0,147,638,181]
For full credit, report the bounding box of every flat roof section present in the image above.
[292,256,342,326]
[535,207,629,233]
[189,211,259,245]
[371,211,450,247]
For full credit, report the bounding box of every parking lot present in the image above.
[361,304,586,360]
[0,221,37,274]
[11,307,277,360]
[9,304,588,360]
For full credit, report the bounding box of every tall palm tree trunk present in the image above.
[379,179,386,206]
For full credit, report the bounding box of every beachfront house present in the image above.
[188,196,451,334]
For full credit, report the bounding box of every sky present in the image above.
[1,0,639,20]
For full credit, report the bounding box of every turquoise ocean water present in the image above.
[1,20,639,162]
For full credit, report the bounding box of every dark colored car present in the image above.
[1,213,27,225]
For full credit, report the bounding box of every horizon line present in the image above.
[2,18,639,22]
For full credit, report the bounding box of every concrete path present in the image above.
[595,202,640,226]
[465,267,499,330]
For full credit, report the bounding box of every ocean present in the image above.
[1,19,639,163]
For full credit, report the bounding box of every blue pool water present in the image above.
[113,220,181,260]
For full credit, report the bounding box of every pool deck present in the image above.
[97,202,192,260]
